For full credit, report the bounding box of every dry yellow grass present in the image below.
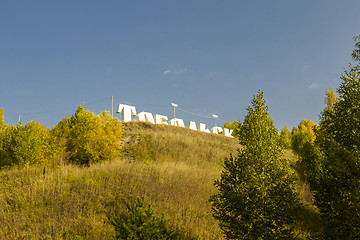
[0,122,238,239]
[0,121,320,239]
[0,159,226,239]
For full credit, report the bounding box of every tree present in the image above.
[50,116,72,158]
[0,109,12,168]
[210,91,300,239]
[313,35,360,239]
[291,119,317,156]
[65,106,122,166]
[0,108,4,128]
[279,125,292,149]
[0,121,51,168]
[324,88,337,110]
[290,119,320,184]
[223,120,240,137]
[14,122,51,167]
[352,35,360,62]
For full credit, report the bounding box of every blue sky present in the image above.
[1,1,359,130]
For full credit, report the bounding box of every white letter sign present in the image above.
[211,126,223,134]
[117,104,136,122]
[154,114,168,125]
[188,121,197,130]
[116,103,233,137]
[169,118,185,128]
[198,123,210,133]
[223,128,234,138]
[137,112,155,124]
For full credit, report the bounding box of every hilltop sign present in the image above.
[117,104,233,137]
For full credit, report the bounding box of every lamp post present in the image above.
[212,114,218,128]
[171,103,178,120]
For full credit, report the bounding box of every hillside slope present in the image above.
[121,122,239,166]
[0,122,239,239]
[0,122,321,239]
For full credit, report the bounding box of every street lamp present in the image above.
[212,114,218,128]
[171,103,178,120]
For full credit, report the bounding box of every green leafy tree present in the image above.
[296,140,324,188]
[352,35,360,62]
[1,121,51,168]
[279,125,292,149]
[223,120,240,137]
[294,91,336,187]
[324,88,337,111]
[0,108,4,128]
[313,35,360,239]
[65,106,122,166]
[210,91,300,239]
[111,196,181,240]
[13,122,51,167]
[0,109,13,168]
[291,119,321,184]
[0,108,5,162]
[50,116,72,159]
[291,119,317,155]
[51,117,71,146]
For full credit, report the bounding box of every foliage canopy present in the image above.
[291,119,317,156]
[0,120,51,168]
[279,125,292,149]
[313,35,360,239]
[211,91,300,239]
[65,106,122,166]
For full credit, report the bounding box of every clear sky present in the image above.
[1,1,359,131]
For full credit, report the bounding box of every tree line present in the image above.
[0,105,122,169]
[213,35,360,239]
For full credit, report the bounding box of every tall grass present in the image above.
[121,122,239,167]
[0,122,238,239]
[0,122,320,239]
[0,160,227,239]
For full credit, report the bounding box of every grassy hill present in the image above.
[0,122,320,239]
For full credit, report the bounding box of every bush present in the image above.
[0,121,51,168]
[64,106,122,166]
[111,196,182,240]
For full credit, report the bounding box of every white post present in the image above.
[111,96,114,117]
[171,103,178,120]
[212,114,218,128]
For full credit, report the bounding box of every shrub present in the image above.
[111,196,182,240]
[65,106,122,166]
[0,121,51,168]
